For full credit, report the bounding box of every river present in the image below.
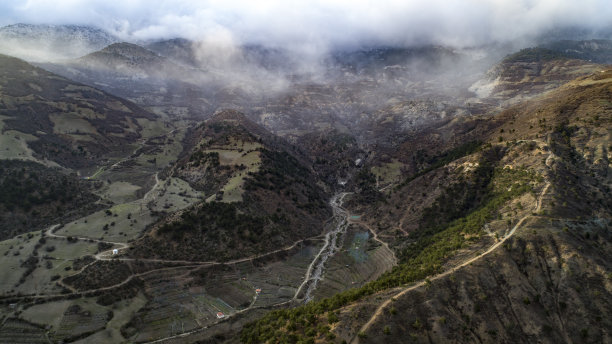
[300,192,351,303]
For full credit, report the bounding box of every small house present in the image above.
[112,249,119,255]
[216,312,225,319]
[255,288,261,294]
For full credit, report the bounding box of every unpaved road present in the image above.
[349,220,398,266]
[351,169,552,343]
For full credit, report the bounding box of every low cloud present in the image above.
[1,0,611,50]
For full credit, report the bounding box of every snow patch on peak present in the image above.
[0,23,119,62]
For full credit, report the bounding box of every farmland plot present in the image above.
[73,293,147,344]
[121,241,322,342]
[56,176,203,243]
[0,230,94,295]
[0,318,47,344]
[311,225,396,300]
[50,299,111,342]
[247,242,323,307]
[122,268,203,342]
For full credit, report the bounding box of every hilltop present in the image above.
[40,42,219,120]
[129,110,332,262]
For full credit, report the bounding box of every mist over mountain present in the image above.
[1,1,612,55]
[0,2,611,344]
[0,23,118,61]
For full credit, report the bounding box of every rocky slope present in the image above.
[39,42,217,119]
[0,54,155,169]
[239,68,612,344]
[469,47,604,106]
[332,69,612,344]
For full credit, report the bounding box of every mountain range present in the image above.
[0,23,609,344]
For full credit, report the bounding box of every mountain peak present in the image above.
[205,109,275,144]
[1,23,111,35]
[208,109,250,123]
[98,42,159,59]
[0,23,119,61]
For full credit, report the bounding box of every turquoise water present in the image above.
[348,231,369,263]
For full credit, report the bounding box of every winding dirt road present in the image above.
[349,220,398,266]
[351,164,552,343]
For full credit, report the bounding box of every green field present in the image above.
[50,113,99,135]
[57,176,203,243]
[0,229,100,295]
[311,226,395,301]
[98,181,142,204]
[0,115,46,162]
[371,159,404,186]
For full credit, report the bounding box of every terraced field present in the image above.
[19,296,134,343]
[125,269,202,342]
[51,301,110,341]
[311,225,396,300]
[0,318,48,344]
[121,241,322,342]
[0,114,337,343]
[72,294,148,344]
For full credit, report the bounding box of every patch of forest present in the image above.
[0,160,101,240]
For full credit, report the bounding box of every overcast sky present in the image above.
[1,0,611,49]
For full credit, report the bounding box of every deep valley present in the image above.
[0,17,610,344]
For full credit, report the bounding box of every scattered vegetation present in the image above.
[63,260,132,291]
[503,48,566,63]
[241,147,540,343]
[134,116,330,262]
[397,140,482,189]
[348,169,384,205]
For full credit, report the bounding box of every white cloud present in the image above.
[1,0,611,48]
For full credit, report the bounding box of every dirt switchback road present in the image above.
[351,168,552,343]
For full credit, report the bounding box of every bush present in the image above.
[523,297,531,305]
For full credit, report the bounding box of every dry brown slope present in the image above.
[0,54,155,169]
[340,69,612,344]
